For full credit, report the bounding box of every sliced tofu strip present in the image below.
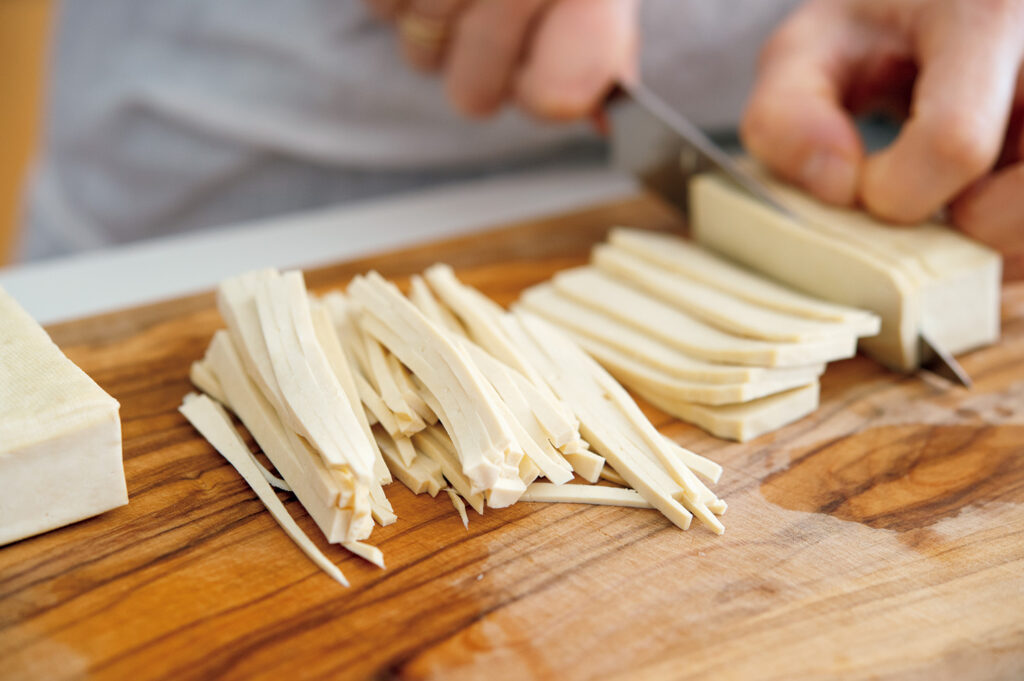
[349,272,521,496]
[519,456,542,487]
[363,331,427,436]
[325,291,418,445]
[409,274,466,335]
[562,450,606,483]
[594,244,860,343]
[205,332,344,523]
[414,426,486,515]
[374,427,443,496]
[602,409,723,510]
[190,360,228,405]
[462,342,575,484]
[367,480,397,527]
[409,351,534,503]
[254,271,376,484]
[341,541,385,569]
[502,315,698,532]
[406,278,579,485]
[658,436,722,484]
[354,371,402,438]
[322,292,373,375]
[444,488,470,528]
[600,467,628,487]
[520,483,653,509]
[517,312,724,534]
[178,393,349,586]
[578,336,821,406]
[361,311,520,501]
[496,357,581,451]
[394,433,420,469]
[310,302,391,486]
[254,462,292,492]
[608,228,880,334]
[205,333,372,543]
[217,271,289,419]
[284,275,380,486]
[638,382,821,443]
[420,286,571,461]
[520,284,825,384]
[554,267,856,367]
[424,266,582,445]
[386,353,438,425]
[424,264,570,406]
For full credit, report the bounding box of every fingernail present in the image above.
[801,151,857,205]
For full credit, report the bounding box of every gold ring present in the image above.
[399,12,450,50]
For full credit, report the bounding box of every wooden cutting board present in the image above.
[2,196,1022,681]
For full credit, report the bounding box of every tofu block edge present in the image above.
[690,174,1001,371]
[1,287,128,546]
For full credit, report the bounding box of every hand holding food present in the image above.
[742,0,1024,277]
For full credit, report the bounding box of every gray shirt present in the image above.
[24,0,799,259]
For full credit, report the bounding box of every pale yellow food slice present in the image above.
[204,332,363,542]
[553,267,856,367]
[520,483,653,509]
[594,244,858,343]
[520,283,825,384]
[179,393,350,586]
[608,227,880,334]
[576,334,820,406]
[189,359,228,405]
[638,382,821,443]
[444,487,470,529]
[349,272,522,497]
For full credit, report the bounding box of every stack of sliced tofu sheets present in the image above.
[518,228,882,443]
[182,264,728,585]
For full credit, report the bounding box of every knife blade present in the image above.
[606,80,973,389]
[607,80,798,220]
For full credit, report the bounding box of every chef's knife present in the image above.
[607,80,798,220]
[606,80,973,389]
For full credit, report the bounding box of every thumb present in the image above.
[514,0,639,121]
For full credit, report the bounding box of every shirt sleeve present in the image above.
[639,0,804,130]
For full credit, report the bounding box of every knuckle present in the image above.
[861,191,925,225]
[740,94,782,152]
[456,2,522,53]
[970,0,1019,20]
[928,111,999,177]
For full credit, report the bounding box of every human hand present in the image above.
[364,0,639,121]
[741,0,1024,279]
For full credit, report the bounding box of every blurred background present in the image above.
[1,0,51,265]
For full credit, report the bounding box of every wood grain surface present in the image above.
[1,195,1022,681]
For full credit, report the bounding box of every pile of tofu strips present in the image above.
[182,265,728,584]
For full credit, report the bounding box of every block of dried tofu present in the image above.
[1,287,127,545]
[691,171,1001,371]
